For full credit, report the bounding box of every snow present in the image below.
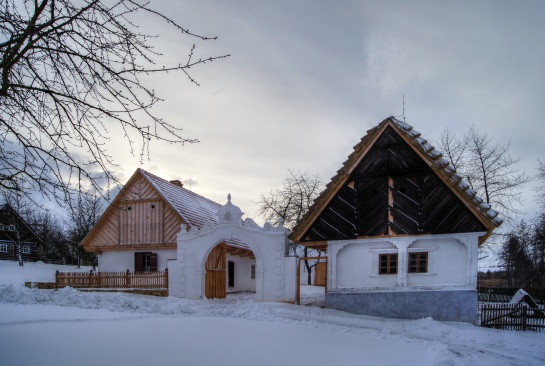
[1,261,544,366]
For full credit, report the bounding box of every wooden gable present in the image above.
[81,170,184,252]
[291,117,501,248]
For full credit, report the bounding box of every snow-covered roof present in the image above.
[81,169,252,251]
[140,169,222,229]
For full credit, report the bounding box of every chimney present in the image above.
[170,180,184,187]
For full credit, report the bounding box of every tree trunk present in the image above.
[304,247,312,285]
[17,243,23,266]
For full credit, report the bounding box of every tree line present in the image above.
[499,213,545,289]
[2,191,102,267]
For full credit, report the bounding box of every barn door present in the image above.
[205,243,226,299]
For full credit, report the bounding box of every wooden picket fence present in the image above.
[55,270,168,290]
[480,303,545,331]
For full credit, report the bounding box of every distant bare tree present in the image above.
[438,126,530,224]
[257,169,323,284]
[27,209,68,263]
[499,221,533,288]
[66,192,103,268]
[0,0,229,204]
[537,160,545,208]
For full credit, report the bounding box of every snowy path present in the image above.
[1,285,544,365]
[1,262,544,365]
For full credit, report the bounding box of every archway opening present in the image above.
[205,239,256,299]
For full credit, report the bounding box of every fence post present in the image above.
[165,268,168,289]
[55,270,59,290]
[89,270,94,288]
[522,306,527,331]
[126,269,130,288]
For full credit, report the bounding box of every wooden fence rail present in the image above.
[480,303,545,331]
[55,270,168,290]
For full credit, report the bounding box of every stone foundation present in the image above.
[326,289,477,324]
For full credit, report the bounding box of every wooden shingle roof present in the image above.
[290,117,502,246]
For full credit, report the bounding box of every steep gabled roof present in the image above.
[0,203,42,243]
[81,168,225,250]
[141,169,222,228]
[290,117,502,245]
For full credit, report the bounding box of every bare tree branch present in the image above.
[536,160,545,208]
[256,169,324,284]
[437,126,530,225]
[0,0,229,205]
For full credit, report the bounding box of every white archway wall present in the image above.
[169,221,296,303]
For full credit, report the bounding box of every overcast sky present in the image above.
[94,0,545,233]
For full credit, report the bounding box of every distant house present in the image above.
[290,117,502,323]
[0,203,41,262]
[80,169,257,296]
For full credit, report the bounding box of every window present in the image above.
[0,224,4,231]
[379,254,397,274]
[251,265,256,279]
[22,245,31,254]
[409,252,428,273]
[0,244,7,253]
[8,225,15,231]
[134,252,157,272]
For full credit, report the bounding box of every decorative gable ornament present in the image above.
[218,193,244,225]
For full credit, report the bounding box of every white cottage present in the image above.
[290,117,502,323]
[80,169,259,295]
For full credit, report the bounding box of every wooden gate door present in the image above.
[314,262,327,286]
[205,243,226,298]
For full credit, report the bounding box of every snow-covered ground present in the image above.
[1,261,544,366]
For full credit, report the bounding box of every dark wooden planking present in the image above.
[301,125,487,242]
[357,178,388,237]
[303,185,357,241]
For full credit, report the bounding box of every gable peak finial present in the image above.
[227,193,231,203]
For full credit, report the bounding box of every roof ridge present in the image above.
[139,168,222,208]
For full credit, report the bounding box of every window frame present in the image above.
[408,252,428,274]
[134,252,158,272]
[0,243,8,253]
[379,253,398,275]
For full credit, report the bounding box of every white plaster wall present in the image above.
[97,249,177,272]
[174,222,293,302]
[336,241,398,288]
[226,254,256,292]
[333,234,478,290]
[284,256,297,303]
[407,238,467,286]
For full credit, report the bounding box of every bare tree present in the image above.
[66,192,103,268]
[536,160,545,208]
[438,126,530,224]
[257,169,323,284]
[0,0,228,204]
[26,209,68,263]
